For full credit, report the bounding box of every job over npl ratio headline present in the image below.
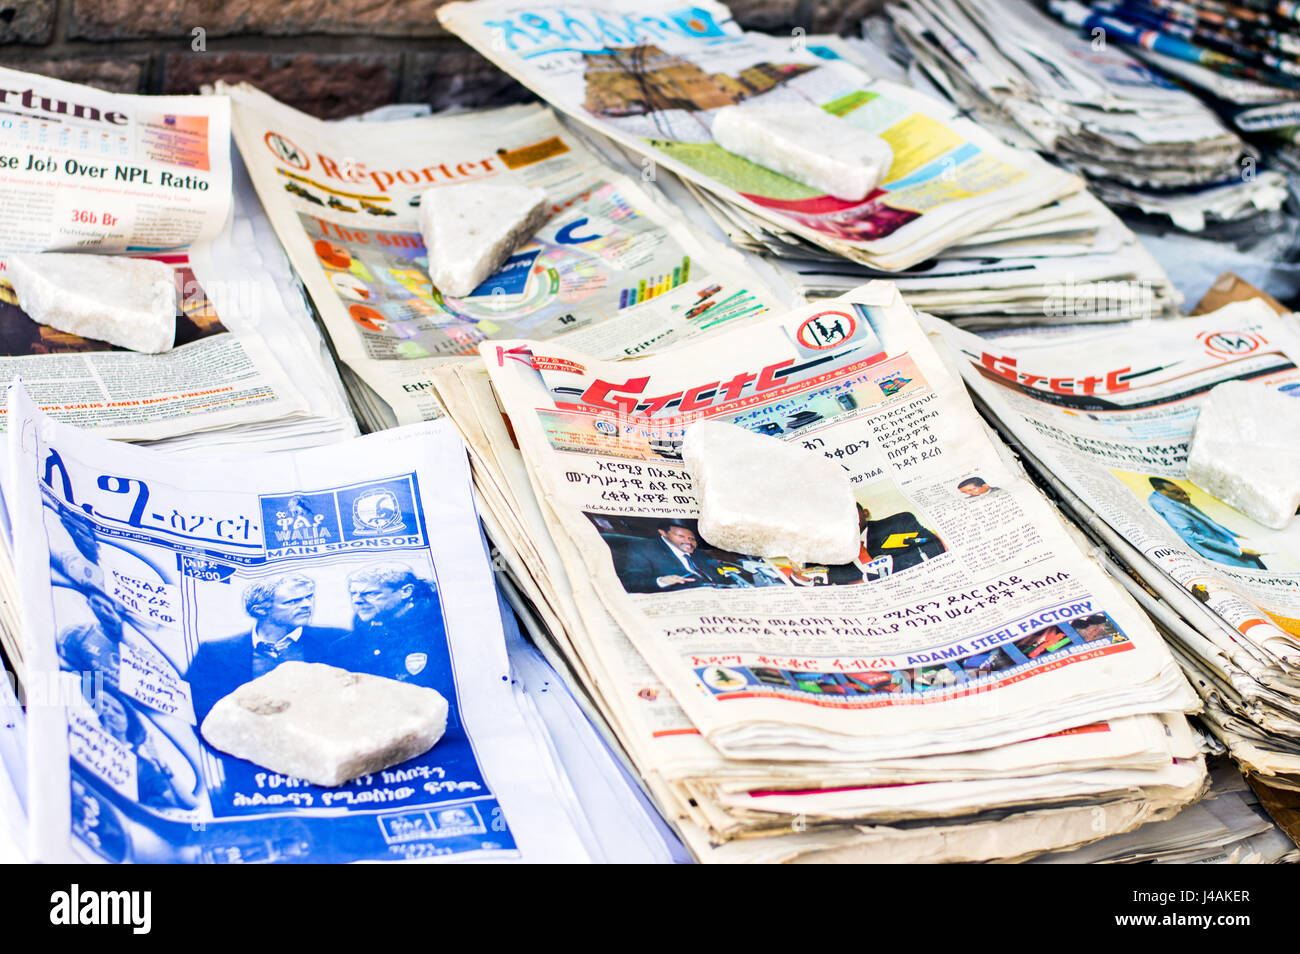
[0,86,210,191]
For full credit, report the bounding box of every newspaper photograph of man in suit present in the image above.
[186,573,348,720]
[586,516,776,593]
[586,482,947,593]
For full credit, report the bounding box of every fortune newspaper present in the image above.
[0,67,330,443]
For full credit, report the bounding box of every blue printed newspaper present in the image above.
[7,382,590,863]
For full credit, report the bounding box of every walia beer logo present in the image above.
[258,475,425,557]
[263,491,338,548]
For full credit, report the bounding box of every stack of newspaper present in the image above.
[929,299,1300,796]
[430,280,1205,862]
[0,66,357,456]
[223,84,784,431]
[1033,756,1299,864]
[429,0,1181,328]
[620,131,1179,328]
[1046,1,1300,191]
[883,0,1289,234]
[690,186,1173,318]
[437,0,1099,274]
[1048,1,1300,115]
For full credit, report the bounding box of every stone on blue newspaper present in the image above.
[200,662,449,787]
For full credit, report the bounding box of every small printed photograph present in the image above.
[585,514,787,593]
[817,480,947,585]
[70,773,129,863]
[875,372,912,397]
[959,647,1015,677]
[789,671,856,694]
[955,475,999,498]
[1112,470,1297,572]
[750,667,794,688]
[1014,624,1072,659]
[909,664,961,689]
[77,687,199,811]
[701,666,748,691]
[843,670,912,694]
[1070,613,1122,644]
[175,266,230,343]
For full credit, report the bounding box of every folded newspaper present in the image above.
[1033,755,1299,864]
[438,0,1086,272]
[223,83,781,430]
[929,300,1300,792]
[431,279,1205,861]
[4,382,593,863]
[0,66,355,453]
[654,143,1181,326]
[704,32,1183,326]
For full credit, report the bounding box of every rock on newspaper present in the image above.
[930,303,1300,782]
[481,281,1197,765]
[7,383,589,863]
[438,0,1082,271]
[0,65,349,448]
[224,83,778,428]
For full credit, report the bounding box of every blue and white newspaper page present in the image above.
[8,383,589,863]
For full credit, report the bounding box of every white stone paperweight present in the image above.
[6,252,176,353]
[200,662,449,787]
[1187,380,1300,530]
[711,102,893,201]
[418,181,549,298]
[682,419,860,565]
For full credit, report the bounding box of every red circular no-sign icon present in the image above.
[265,131,309,170]
[1203,331,1265,358]
[796,310,856,350]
